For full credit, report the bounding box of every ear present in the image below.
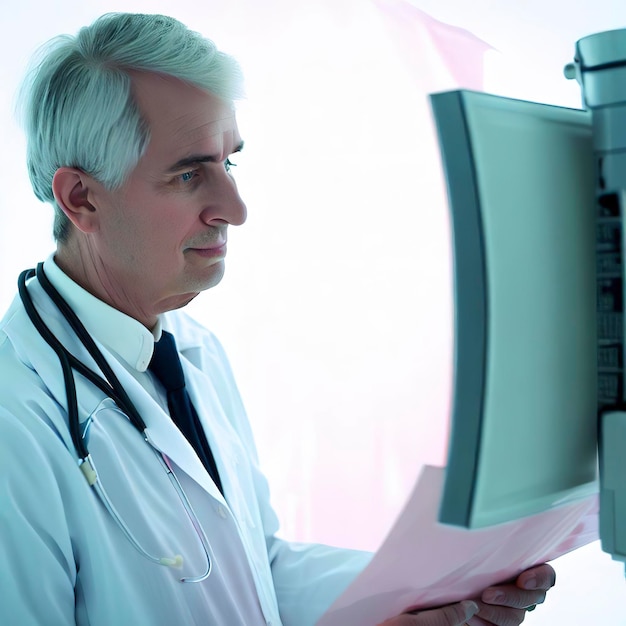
[52,167,100,234]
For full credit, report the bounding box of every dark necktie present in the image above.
[148,330,224,495]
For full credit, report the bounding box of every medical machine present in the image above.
[431,26,626,570]
[430,89,597,529]
[566,27,626,569]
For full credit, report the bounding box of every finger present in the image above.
[516,563,557,591]
[378,601,479,626]
[466,614,495,626]
[473,601,526,626]
[481,585,547,609]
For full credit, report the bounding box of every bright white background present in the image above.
[1,0,624,622]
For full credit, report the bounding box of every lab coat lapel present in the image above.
[182,363,244,499]
[162,319,249,509]
[113,366,227,503]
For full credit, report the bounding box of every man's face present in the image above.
[84,72,247,323]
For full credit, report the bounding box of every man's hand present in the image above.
[379,563,556,626]
[468,563,556,626]
[378,600,479,626]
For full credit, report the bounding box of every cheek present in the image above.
[111,202,175,249]
[103,189,193,265]
[138,217,193,276]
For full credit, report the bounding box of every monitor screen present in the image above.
[430,89,598,529]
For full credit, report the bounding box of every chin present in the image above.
[199,262,226,290]
[187,266,226,298]
[158,292,199,314]
[162,265,226,312]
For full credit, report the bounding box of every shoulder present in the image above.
[0,292,29,345]
[163,310,248,418]
[0,294,46,393]
[163,309,221,351]
[0,292,79,453]
[163,309,234,374]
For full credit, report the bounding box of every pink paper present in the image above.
[317,465,598,626]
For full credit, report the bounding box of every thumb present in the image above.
[413,600,479,626]
[380,601,479,626]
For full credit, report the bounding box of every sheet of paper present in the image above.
[317,465,598,626]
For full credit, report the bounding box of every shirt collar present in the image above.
[43,255,160,372]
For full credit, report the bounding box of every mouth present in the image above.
[186,240,227,259]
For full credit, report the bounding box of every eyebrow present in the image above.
[166,140,245,173]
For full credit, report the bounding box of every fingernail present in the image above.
[483,590,505,603]
[523,576,537,589]
[461,600,479,617]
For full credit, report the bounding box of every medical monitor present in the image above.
[431,89,598,529]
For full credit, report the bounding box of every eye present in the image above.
[224,157,237,173]
[180,170,196,183]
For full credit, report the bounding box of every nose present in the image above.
[199,170,247,227]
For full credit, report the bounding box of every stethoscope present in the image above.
[18,263,214,583]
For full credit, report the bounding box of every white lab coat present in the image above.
[0,276,371,626]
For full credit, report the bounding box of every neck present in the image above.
[55,240,159,330]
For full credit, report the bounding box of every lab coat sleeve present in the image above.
[267,537,373,626]
[186,320,373,626]
[0,406,77,625]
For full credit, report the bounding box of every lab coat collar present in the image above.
[160,312,204,352]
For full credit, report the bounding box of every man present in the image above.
[0,12,554,625]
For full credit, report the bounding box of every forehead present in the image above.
[130,72,239,160]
